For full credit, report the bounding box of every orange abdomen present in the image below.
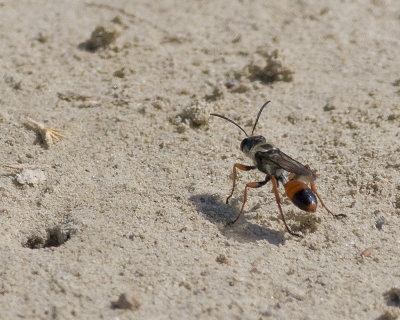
[284,180,317,212]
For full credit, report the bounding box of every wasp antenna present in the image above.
[210,113,248,137]
[251,100,271,136]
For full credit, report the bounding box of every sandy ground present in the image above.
[0,0,400,319]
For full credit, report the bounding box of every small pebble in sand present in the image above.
[170,101,211,132]
[79,26,117,52]
[360,247,374,257]
[16,169,46,186]
[216,254,229,264]
[384,288,400,307]
[248,49,294,83]
[376,216,386,230]
[376,311,397,320]
[113,68,125,78]
[111,292,141,310]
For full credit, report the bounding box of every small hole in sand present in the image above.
[23,226,73,249]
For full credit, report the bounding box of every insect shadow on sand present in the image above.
[189,194,285,245]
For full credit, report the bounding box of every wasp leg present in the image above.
[303,164,346,219]
[227,176,269,226]
[226,163,256,204]
[271,176,303,238]
[310,181,347,219]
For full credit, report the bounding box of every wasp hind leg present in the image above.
[271,176,303,238]
[310,180,347,219]
[226,163,256,204]
[226,176,269,226]
[303,165,346,219]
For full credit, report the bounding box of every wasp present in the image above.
[210,101,346,237]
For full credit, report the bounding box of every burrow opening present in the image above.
[23,226,73,249]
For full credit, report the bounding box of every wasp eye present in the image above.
[240,139,248,152]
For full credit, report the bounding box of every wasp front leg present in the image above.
[227,176,270,226]
[226,163,256,204]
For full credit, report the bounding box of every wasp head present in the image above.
[240,136,266,155]
[211,101,271,156]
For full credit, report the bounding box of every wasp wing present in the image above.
[255,149,316,179]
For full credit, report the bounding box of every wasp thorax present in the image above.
[240,136,266,154]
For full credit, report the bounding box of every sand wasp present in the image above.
[211,101,346,237]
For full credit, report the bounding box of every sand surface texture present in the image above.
[1,1,400,319]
